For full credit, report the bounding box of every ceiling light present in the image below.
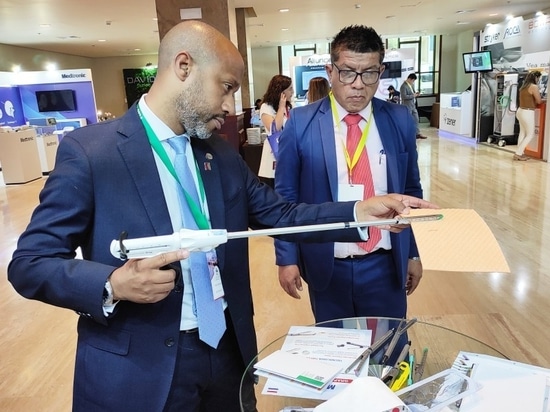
[12,65,21,73]
[279,8,289,13]
[281,28,289,31]
[456,21,470,25]
[98,39,106,42]
[134,48,141,51]
[489,13,498,17]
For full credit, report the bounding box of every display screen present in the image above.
[36,89,77,112]
[294,65,328,97]
[301,70,329,91]
[381,61,402,79]
[462,51,493,73]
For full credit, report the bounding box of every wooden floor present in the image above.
[2,126,550,410]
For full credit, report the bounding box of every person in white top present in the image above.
[257,74,293,187]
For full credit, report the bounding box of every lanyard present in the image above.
[137,105,209,230]
[329,91,373,182]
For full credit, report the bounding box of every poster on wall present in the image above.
[0,86,26,127]
[123,68,157,108]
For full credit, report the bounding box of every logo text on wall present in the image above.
[61,73,87,79]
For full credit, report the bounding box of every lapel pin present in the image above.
[206,153,213,160]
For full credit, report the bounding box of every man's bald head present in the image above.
[146,20,245,137]
[157,20,240,71]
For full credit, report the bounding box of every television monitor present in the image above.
[462,51,493,73]
[381,61,402,79]
[302,70,329,90]
[36,89,77,112]
[294,65,329,97]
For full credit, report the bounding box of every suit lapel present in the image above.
[318,99,339,200]
[191,138,226,268]
[116,107,174,236]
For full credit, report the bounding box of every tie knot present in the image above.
[344,113,362,127]
[167,136,187,155]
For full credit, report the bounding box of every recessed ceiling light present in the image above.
[98,39,106,42]
[134,48,141,51]
[456,21,470,25]
[489,13,498,17]
[279,8,289,12]
[281,28,289,31]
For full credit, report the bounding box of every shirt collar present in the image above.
[138,94,189,142]
[333,98,372,123]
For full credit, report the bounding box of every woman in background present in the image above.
[258,74,293,187]
[514,71,542,161]
[307,77,330,103]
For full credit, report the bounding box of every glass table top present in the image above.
[240,317,508,412]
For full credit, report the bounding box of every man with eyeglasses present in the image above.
[274,25,424,324]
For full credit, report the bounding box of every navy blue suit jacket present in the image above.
[275,96,423,292]
[8,104,366,411]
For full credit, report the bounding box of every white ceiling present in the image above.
[0,0,549,58]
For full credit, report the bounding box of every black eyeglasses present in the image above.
[332,62,381,86]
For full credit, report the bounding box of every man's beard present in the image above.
[175,86,214,140]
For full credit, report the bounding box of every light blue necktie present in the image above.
[167,136,226,348]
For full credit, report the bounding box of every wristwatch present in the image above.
[410,256,421,262]
[103,279,114,306]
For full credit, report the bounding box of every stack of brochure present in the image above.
[254,350,343,390]
[254,325,372,400]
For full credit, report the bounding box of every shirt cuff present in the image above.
[353,202,370,241]
[102,301,119,317]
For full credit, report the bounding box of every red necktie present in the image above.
[344,113,381,252]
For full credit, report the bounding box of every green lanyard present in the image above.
[137,105,209,230]
[329,91,373,182]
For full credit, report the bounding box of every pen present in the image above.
[344,327,395,375]
[408,353,414,385]
[379,149,386,165]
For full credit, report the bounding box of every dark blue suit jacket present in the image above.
[275,96,423,292]
[8,105,366,411]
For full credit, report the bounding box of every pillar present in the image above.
[155,0,256,109]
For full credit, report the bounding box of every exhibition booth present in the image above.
[0,69,97,183]
[443,14,549,160]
